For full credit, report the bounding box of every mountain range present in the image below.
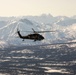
[0,14,76,48]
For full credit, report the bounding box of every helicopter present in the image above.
[17,28,55,41]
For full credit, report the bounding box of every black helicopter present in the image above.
[17,28,55,41]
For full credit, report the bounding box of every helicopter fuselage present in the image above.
[17,31,44,41]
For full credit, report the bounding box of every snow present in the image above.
[0,41,8,49]
[43,67,70,74]
[0,14,76,48]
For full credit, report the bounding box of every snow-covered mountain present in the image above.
[0,14,76,48]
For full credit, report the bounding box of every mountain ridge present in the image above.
[0,14,76,48]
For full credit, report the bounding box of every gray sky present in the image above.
[0,0,76,17]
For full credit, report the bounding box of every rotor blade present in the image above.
[20,31,33,32]
[36,31,56,33]
[20,31,56,33]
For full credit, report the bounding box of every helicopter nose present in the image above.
[38,35,44,40]
[42,36,44,40]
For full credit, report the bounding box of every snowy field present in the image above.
[0,43,76,75]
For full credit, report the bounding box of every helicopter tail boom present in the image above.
[17,28,23,38]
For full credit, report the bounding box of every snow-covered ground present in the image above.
[0,44,76,75]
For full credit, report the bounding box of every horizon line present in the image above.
[0,13,76,17]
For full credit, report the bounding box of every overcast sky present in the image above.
[0,0,76,17]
